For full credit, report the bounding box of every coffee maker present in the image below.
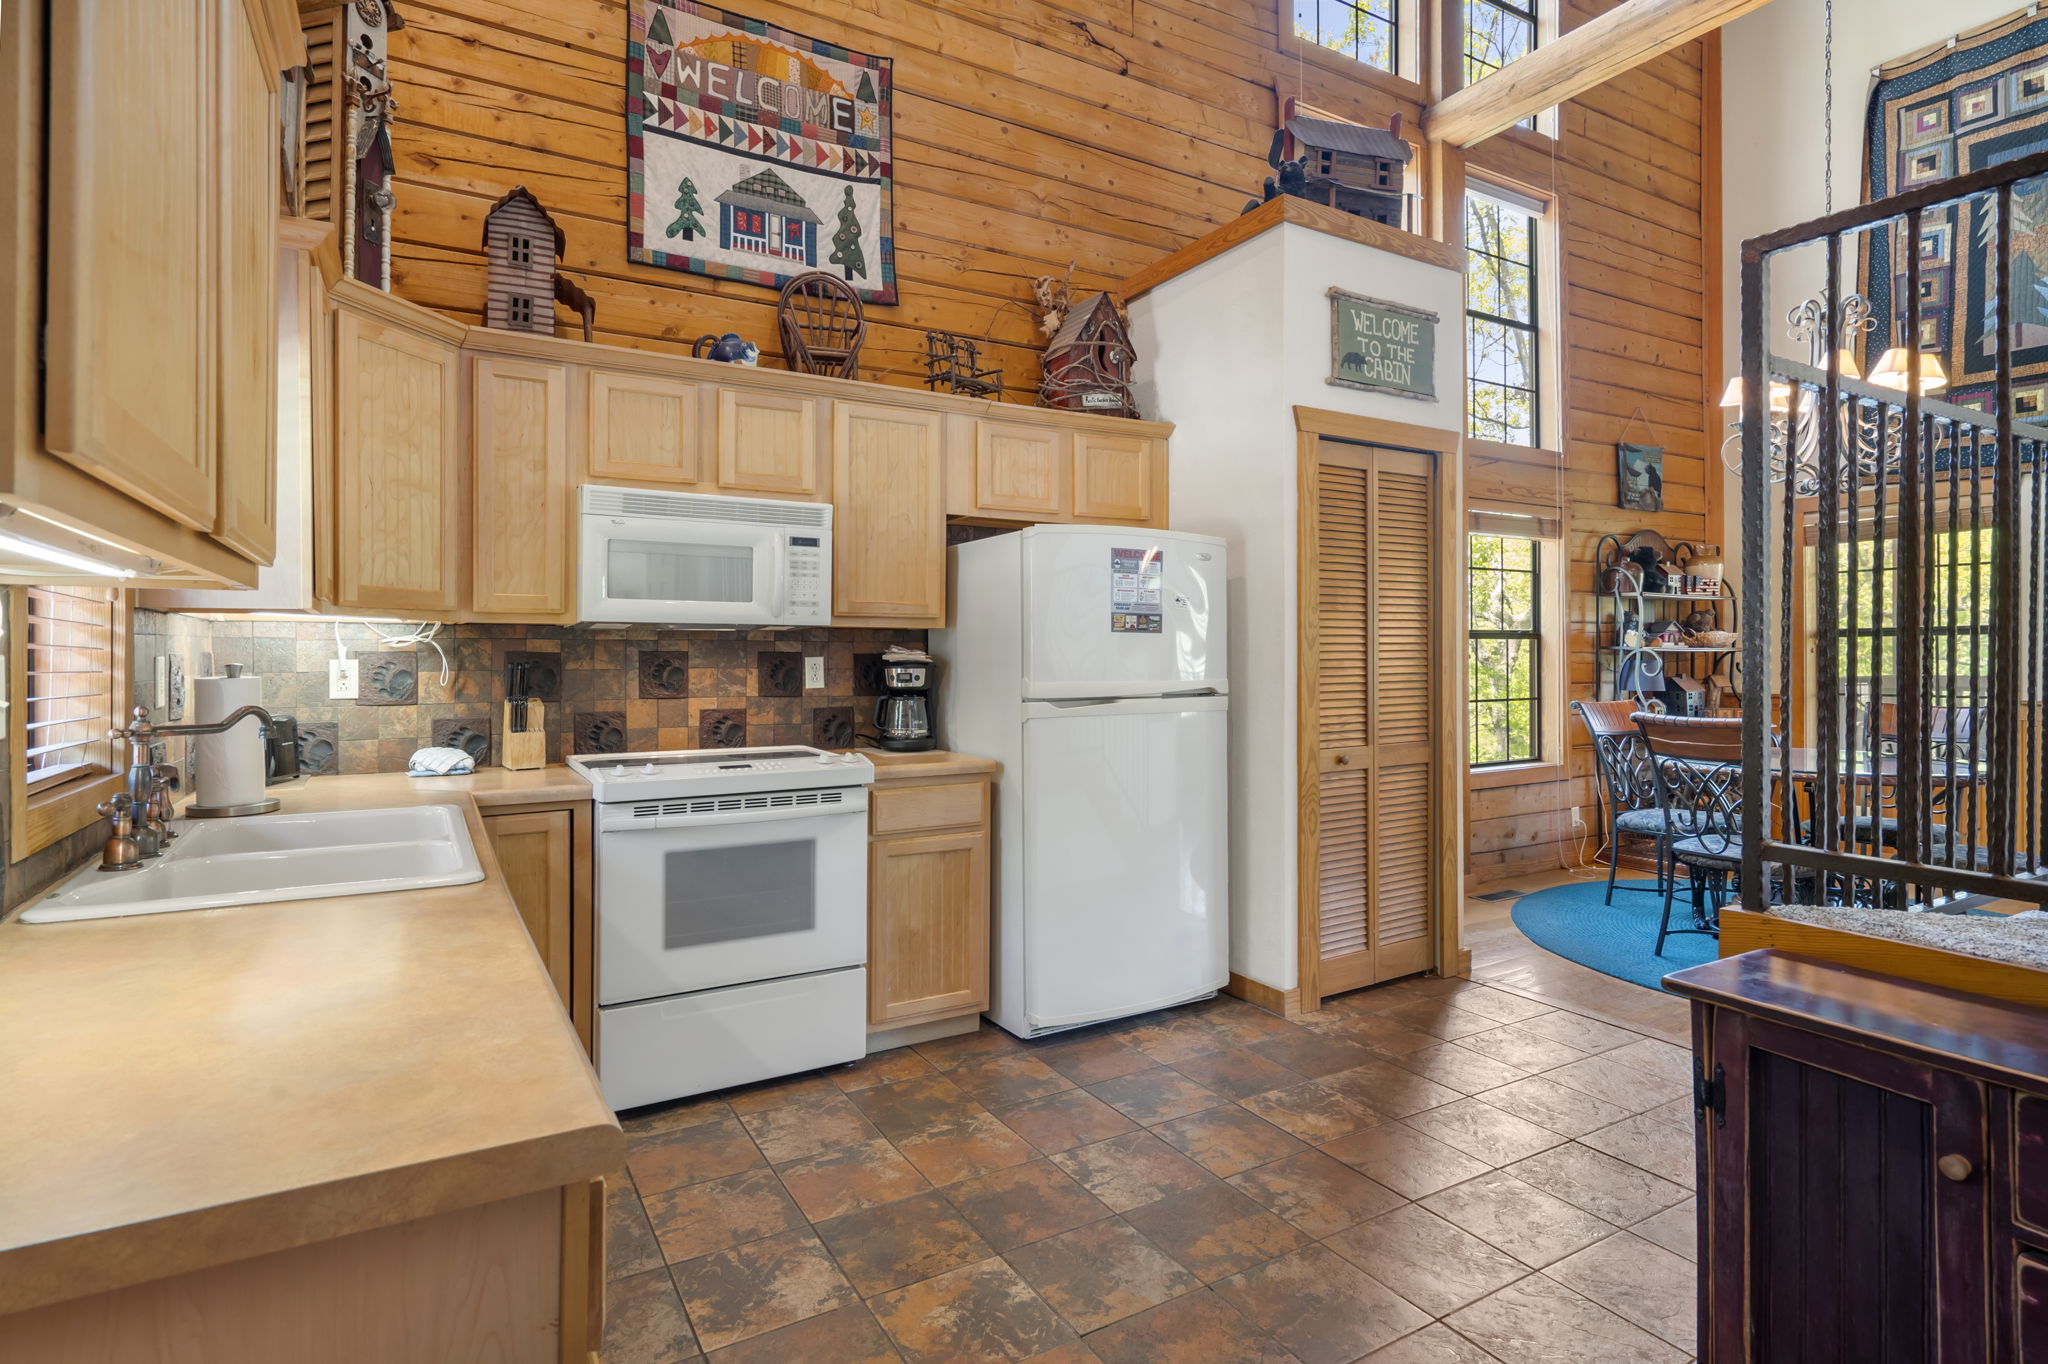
[873,647,937,752]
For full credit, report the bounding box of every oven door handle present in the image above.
[597,800,867,834]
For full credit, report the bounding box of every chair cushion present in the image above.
[1613,807,1702,837]
[1672,834,1740,864]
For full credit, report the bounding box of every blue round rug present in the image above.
[1510,878,1718,991]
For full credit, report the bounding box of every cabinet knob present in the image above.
[1333,754,1350,767]
[1936,1153,1973,1182]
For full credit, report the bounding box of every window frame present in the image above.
[1462,0,1540,128]
[1463,184,1547,450]
[7,585,129,864]
[1466,530,1547,769]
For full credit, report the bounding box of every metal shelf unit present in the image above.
[1593,531,1742,713]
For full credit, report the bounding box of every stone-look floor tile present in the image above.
[1457,1024,1591,1073]
[627,1115,765,1196]
[894,1111,1039,1186]
[1240,1082,1383,1143]
[1022,1342,1102,1363]
[1379,1000,1502,1042]
[1385,1043,1529,1096]
[1211,1243,1432,1364]
[1579,1113,1697,1185]
[603,1264,700,1364]
[609,1172,667,1280]
[1641,1095,1695,1130]
[1420,1172,1617,1269]
[867,1257,1076,1362]
[1605,1037,1696,1088]
[1083,1288,1303,1363]
[998,1089,1140,1154]
[813,1190,995,1296]
[1247,1030,1381,1079]
[846,1074,986,1141]
[1123,1180,1311,1282]
[1200,1004,1304,1047]
[1475,1076,1635,1139]
[706,1302,901,1362]
[1152,1105,1309,1178]
[725,1072,842,1115]
[1356,1321,1503,1362]
[642,1166,806,1264]
[1087,1067,1229,1125]
[1318,1123,1494,1200]
[1316,1013,1442,1057]
[624,1093,734,1136]
[774,1136,933,1222]
[1006,1218,1203,1333]
[1038,1034,1164,1086]
[1630,1197,1697,1262]
[833,1049,937,1093]
[1170,1048,1306,1101]
[1401,1098,1567,1166]
[951,1054,1079,1109]
[1051,1130,1219,1213]
[1506,1143,1690,1227]
[738,1089,882,1164]
[1545,1231,1698,1353]
[944,1159,1115,1252]
[1117,1017,1227,1066]
[670,1227,858,1352]
[1513,1011,1644,1055]
[1447,1272,1687,1364]
[1445,984,1557,1025]
[1546,1055,1688,1111]
[1323,1203,1528,1317]
[1226,1149,1405,1238]
[913,1025,1028,1073]
[1318,1060,1464,1119]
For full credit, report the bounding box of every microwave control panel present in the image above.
[787,535,829,622]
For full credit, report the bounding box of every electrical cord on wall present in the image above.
[332,618,453,686]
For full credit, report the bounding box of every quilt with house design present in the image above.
[626,0,896,303]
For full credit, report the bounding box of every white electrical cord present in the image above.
[333,618,452,686]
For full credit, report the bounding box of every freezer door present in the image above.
[1018,698,1228,1030]
[1020,527,1227,699]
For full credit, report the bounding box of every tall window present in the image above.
[1464,0,1536,85]
[1293,0,1397,72]
[1465,189,1542,446]
[1469,534,1542,766]
[1830,527,1993,703]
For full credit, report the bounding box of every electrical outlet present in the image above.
[328,658,360,700]
[1569,806,1584,828]
[804,655,825,689]
[153,656,169,709]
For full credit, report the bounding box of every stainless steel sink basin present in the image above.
[20,805,484,923]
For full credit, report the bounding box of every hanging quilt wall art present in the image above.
[626,0,896,304]
[1862,9,2048,418]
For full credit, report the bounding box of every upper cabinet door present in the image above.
[472,357,571,620]
[212,0,281,564]
[587,370,704,487]
[1072,433,1158,524]
[717,389,821,497]
[332,308,461,613]
[43,0,217,531]
[832,401,943,623]
[974,421,1067,517]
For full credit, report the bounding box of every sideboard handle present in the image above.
[1936,1153,1974,1183]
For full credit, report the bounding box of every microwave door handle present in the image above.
[770,533,789,618]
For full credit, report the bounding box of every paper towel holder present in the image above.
[114,702,282,821]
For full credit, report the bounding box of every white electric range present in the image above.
[567,745,875,1111]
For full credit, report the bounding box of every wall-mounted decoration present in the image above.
[431,718,493,766]
[637,650,691,699]
[1618,442,1665,512]
[573,711,627,755]
[1039,291,1137,417]
[1244,100,1413,229]
[778,271,866,378]
[700,708,747,748]
[295,721,339,776]
[627,1,896,304]
[812,706,854,748]
[1862,9,2048,416]
[1327,288,1436,401]
[757,650,804,696]
[483,187,597,342]
[341,0,404,288]
[922,330,1004,399]
[355,651,418,706]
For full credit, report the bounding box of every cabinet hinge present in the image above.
[1693,1059,1726,1128]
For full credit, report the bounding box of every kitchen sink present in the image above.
[19,805,484,923]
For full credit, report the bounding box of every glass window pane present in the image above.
[1303,0,1397,72]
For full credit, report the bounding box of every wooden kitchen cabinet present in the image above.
[974,420,1066,517]
[471,357,571,621]
[951,417,1169,527]
[586,369,704,487]
[481,802,593,1054]
[717,388,821,497]
[867,762,995,1031]
[832,401,944,625]
[1073,432,1161,523]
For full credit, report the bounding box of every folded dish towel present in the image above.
[407,746,477,777]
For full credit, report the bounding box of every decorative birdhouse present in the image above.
[1040,292,1137,418]
[483,186,567,333]
[1249,100,1414,230]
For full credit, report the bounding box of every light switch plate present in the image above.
[328,657,360,699]
[804,656,825,690]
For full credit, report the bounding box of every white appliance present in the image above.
[569,744,874,1111]
[936,525,1229,1038]
[577,485,830,627]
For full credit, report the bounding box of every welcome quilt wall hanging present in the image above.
[1862,10,2048,417]
[627,1,896,304]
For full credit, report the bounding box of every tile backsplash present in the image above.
[133,613,926,776]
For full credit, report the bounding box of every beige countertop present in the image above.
[862,749,1001,782]
[0,771,620,1316]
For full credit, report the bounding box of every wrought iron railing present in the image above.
[1739,147,2048,911]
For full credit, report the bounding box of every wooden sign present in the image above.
[1327,288,1437,401]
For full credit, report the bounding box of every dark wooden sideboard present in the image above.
[1665,949,2048,1364]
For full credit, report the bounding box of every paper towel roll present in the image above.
[192,673,265,809]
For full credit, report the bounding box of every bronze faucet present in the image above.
[111,702,277,840]
[95,794,143,872]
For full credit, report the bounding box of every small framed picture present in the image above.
[1618,442,1664,513]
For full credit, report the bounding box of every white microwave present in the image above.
[577,486,831,626]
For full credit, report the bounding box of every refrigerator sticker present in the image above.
[1110,547,1164,633]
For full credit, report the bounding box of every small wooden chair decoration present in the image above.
[777,271,866,379]
[922,330,1004,400]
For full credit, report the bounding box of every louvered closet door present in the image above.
[1305,442,1439,1002]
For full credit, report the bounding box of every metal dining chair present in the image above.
[1633,712,1748,957]
[1573,699,1684,905]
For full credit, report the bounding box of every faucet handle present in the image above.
[149,762,181,790]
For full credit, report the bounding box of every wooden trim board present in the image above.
[1720,909,2048,1010]
[1293,405,1461,452]
[1225,972,1304,1019]
[1124,196,1463,302]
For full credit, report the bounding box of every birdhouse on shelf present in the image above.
[1281,100,1414,229]
[483,185,568,334]
[1040,292,1137,418]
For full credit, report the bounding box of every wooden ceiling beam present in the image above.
[1423,0,1776,147]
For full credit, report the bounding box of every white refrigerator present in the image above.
[936,525,1229,1038]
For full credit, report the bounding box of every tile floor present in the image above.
[601,874,1700,1363]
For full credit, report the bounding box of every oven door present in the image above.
[595,793,868,1006]
[579,516,785,625]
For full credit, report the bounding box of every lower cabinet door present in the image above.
[484,809,573,1008]
[868,829,989,1027]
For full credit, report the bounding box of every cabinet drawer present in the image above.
[2016,1093,2048,1236]
[872,781,985,835]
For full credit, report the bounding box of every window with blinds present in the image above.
[19,586,121,794]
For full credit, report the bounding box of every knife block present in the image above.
[500,699,546,771]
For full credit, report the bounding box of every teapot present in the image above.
[693,332,759,365]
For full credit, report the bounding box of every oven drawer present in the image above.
[598,967,866,1111]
